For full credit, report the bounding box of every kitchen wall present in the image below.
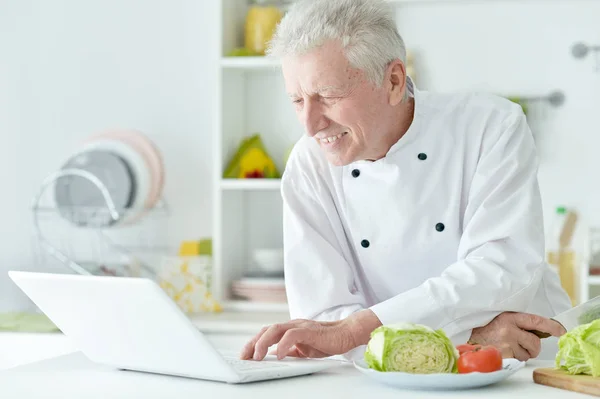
[0,0,220,310]
[1,0,599,310]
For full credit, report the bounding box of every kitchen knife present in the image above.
[530,295,600,338]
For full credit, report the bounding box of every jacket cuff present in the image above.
[368,285,448,329]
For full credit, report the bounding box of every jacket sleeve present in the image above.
[281,163,368,323]
[369,107,561,339]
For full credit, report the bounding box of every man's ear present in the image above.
[387,59,407,106]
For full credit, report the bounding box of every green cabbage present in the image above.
[364,322,459,374]
[556,319,600,376]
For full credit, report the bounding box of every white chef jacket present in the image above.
[280,77,572,357]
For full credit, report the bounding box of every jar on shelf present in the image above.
[406,51,416,83]
[244,0,285,55]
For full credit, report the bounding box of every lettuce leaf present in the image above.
[556,319,600,376]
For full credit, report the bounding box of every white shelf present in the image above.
[221,300,289,313]
[220,179,281,191]
[388,0,490,3]
[221,57,281,70]
[589,276,600,285]
[387,0,551,3]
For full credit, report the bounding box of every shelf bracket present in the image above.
[571,42,600,73]
[520,90,565,107]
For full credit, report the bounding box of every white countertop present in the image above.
[0,332,593,398]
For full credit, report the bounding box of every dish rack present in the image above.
[31,167,170,279]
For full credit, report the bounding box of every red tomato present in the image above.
[457,345,503,373]
[456,344,481,355]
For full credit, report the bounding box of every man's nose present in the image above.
[302,101,328,137]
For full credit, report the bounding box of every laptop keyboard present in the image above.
[225,357,290,371]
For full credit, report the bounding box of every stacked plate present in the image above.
[55,129,165,228]
[231,277,287,303]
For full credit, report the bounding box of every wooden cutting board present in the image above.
[534,367,600,396]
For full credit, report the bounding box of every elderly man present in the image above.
[241,0,571,362]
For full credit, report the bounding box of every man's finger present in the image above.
[270,345,308,358]
[498,344,513,359]
[276,328,312,360]
[500,342,530,361]
[513,313,566,337]
[240,326,269,360]
[516,330,542,359]
[296,343,329,358]
[512,345,531,362]
[253,323,295,360]
[285,347,307,358]
[242,320,305,360]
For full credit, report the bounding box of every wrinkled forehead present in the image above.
[280,44,365,97]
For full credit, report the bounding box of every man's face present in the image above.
[282,41,399,166]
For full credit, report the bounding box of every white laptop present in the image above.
[8,271,341,383]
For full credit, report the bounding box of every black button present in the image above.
[361,239,370,248]
[418,153,427,160]
[435,223,445,232]
[351,169,360,178]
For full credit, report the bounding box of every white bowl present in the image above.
[252,248,284,272]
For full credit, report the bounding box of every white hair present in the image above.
[268,0,408,95]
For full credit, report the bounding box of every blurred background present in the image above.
[1,0,599,326]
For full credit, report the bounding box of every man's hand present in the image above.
[240,309,382,360]
[468,312,566,361]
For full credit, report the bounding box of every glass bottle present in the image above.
[547,206,578,305]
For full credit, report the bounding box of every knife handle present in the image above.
[528,330,551,339]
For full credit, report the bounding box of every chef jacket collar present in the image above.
[351,75,423,165]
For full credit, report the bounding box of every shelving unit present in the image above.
[211,0,454,316]
[220,56,281,69]
[220,299,289,313]
[212,0,301,314]
[588,276,600,286]
[220,178,281,191]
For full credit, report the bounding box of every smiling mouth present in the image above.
[319,132,348,144]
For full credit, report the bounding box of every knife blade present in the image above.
[530,295,600,338]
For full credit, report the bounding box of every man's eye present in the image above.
[292,99,303,104]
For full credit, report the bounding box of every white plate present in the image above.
[234,277,285,287]
[88,129,164,212]
[354,358,525,390]
[79,138,152,226]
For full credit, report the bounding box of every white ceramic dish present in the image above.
[233,277,285,287]
[91,129,164,210]
[79,138,151,226]
[252,248,284,273]
[353,358,525,390]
